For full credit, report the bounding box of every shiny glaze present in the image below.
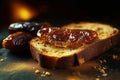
[37,27,98,48]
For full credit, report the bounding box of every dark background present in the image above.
[0,0,120,27]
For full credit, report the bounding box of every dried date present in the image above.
[8,22,51,35]
[2,32,33,54]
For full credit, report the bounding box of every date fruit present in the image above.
[2,32,33,54]
[8,22,51,35]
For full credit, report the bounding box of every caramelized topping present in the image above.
[37,27,98,48]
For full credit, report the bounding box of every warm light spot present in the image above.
[11,2,37,21]
[18,8,33,20]
[67,76,81,80]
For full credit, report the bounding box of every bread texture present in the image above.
[29,22,119,69]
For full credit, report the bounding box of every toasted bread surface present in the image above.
[30,22,119,69]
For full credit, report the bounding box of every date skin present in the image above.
[2,32,33,55]
[8,22,51,35]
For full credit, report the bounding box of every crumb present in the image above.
[98,59,103,63]
[32,67,35,69]
[112,54,118,60]
[44,71,51,76]
[102,73,108,77]
[102,67,106,70]
[95,78,100,80]
[0,59,4,62]
[35,69,40,74]
[99,69,105,74]
[41,71,51,77]
[93,62,108,78]
[103,59,107,63]
[98,59,107,64]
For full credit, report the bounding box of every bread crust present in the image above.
[30,22,120,69]
[77,33,119,65]
[30,42,75,69]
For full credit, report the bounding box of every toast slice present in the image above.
[29,22,119,69]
